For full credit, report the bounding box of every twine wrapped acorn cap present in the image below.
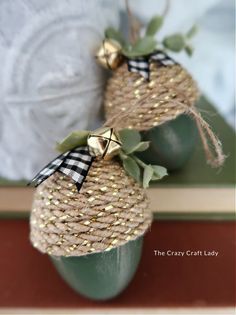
[30,158,152,257]
[104,62,200,131]
[103,62,225,168]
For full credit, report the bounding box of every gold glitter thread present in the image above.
[30,159,152,257]
[104,63,199,131]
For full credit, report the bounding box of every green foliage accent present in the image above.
[161,24,197,55]
[133,36,157,54]
[123,36,157,57]
[118,129,141,153]
[186,25,198,38]
[126,141,150,154]
[56,130,89,153]
[146,15,164,36]
[143,165,154,188]
[151,165,168,179]
[185,45,194,56]
[122,155,141,183]
[118,130,168,187]
[103,12,197,58]
[163,33,185,52]
[105,27,126,46]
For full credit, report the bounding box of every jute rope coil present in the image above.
[104,63,199,130]
[104,62,225,168]
[30,159,152,257]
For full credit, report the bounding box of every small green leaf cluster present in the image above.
[56,130,89,153]
[118,129,167,188]
[105,15,197,58]
[162,25,197,56]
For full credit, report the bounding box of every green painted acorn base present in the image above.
[138,114,197,171]
[50,237,143,301]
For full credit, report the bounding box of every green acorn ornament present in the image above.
[29,127,167,300]
[97,13,224,170]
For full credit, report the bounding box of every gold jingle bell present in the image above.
[87,128,121,160]
[96,39,123,70]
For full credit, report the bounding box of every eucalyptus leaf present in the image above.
[118,129,141,153]
[122,36,157,57]
[185,45,193,56]
[122,48,138,58]
[122,156,141,183]
[126,141,150,154]
[151,173,161,180]
[143,165,154,188]
[56,130,89,153]
[133,36,157,53]
[186,25,198,39]
[152,165,168,179]
[163,34,185,52]
[122,44,133,56]
[146,15,163,36]
[105,27,125,46]
[118,150,128,161]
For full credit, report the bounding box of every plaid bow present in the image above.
[127,50,177,80]
[29,146,94,192]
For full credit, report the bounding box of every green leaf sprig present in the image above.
[105,16,197,58]
[162,25,197,56]
[118,129,167,188]
[56,130,89,153]
[56,129,168,188]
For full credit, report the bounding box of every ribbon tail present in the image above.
[28,151,70,187]
[57,147,94,192]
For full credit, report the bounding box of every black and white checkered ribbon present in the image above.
[127,50,177,80]
[29,146,94,192]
